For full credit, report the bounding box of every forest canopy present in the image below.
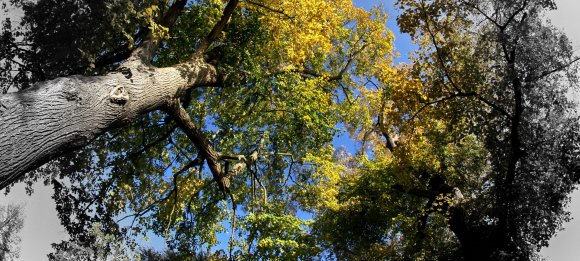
[1,0,579,260]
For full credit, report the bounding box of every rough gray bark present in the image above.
[0,59,217,189]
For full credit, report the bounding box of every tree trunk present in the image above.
[448,206,498,260]
[0,59,217,189]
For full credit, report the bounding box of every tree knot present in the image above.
[109,86,129,105]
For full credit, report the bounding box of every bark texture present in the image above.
[0,59,217,189]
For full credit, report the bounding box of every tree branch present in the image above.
[463,1,502,29]
[419,5,513,120]
[124,0,189,65]
[421,4,461,94]
[474,93,513,119]
[195,0,240,56]
[268,44,363,82]
[500,0,529,30]
[246,0,293,19]
[164,99,229,194]
[0,55,218,190]
[160,0,188,28]
[527,57,580,83]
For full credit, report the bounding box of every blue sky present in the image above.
[354,0,415,64]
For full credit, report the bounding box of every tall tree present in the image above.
[1,0,394,259]
[311,0,580,260]
[1,0,579,260]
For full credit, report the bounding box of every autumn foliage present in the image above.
[1,0,579,260]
